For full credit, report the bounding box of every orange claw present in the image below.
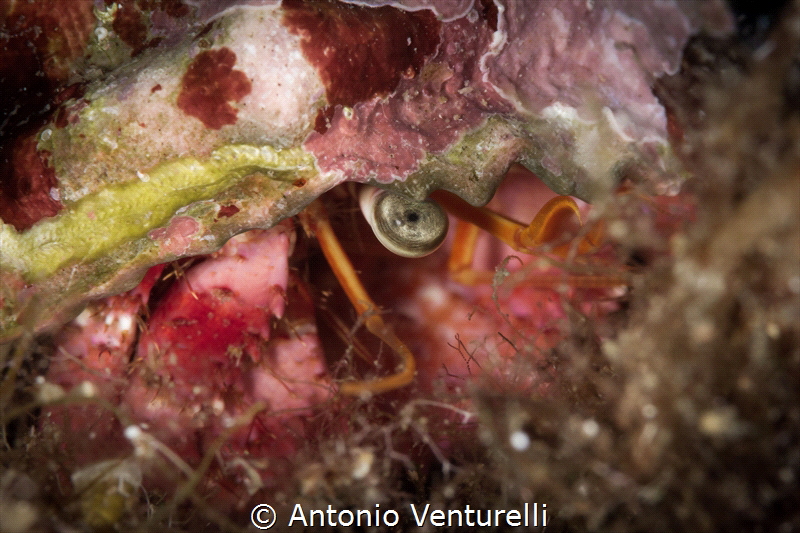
[298,198,416,396]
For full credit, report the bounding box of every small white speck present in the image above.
[691,320,716,343]
[74,308,92,327]
[581,419,600,438]
[221,414,235,428]
[48,187,60,201]
[602,340,620,361]
[36,381,65,403]
[105,313,115,326]
[601,107,635,142]
[40,128,52,141]
[419,284,447,309]
[699,407,737,437]
[101,136,118,149]
[509,430,530,451]
[95,27,108,40]
[641,404,658,419]
[75,381,97,398]
[117,313,134,333]
[351,450,374,479]
[211,398,225,415]
[608,285,628,298]
[124,425,142,441]
[608,220,627,239]
[766,322,780,339]
[136,171,150,182]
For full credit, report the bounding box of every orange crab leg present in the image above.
[431,189,601,255]
[298,198,416,396]
[446,217,482,282]
[430,189,613,287]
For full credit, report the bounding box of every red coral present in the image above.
[137,226,292,392]
[176,48,252,130]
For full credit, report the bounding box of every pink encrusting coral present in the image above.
[0,0,729,343]
[136,224,293,392]
[41,221,334,505]
[299,0,729,197]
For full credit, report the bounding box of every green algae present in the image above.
[0,144,315,282]
[381,117,524,206]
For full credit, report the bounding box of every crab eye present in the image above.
[359,186,448,258]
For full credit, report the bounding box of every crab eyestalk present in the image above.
[359,186,448,258]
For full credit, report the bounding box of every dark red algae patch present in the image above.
[215,204,240,219]
[112,2,159,56]
[281,0,440,133]
[53,98,90,129]
[176,48,252,130]
[476,0,499,32]
[0,135,63,231]
[108,0,192,56]
[0,0,95,82]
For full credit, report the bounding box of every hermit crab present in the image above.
[295,177,607,396]
[5,1,798,532]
